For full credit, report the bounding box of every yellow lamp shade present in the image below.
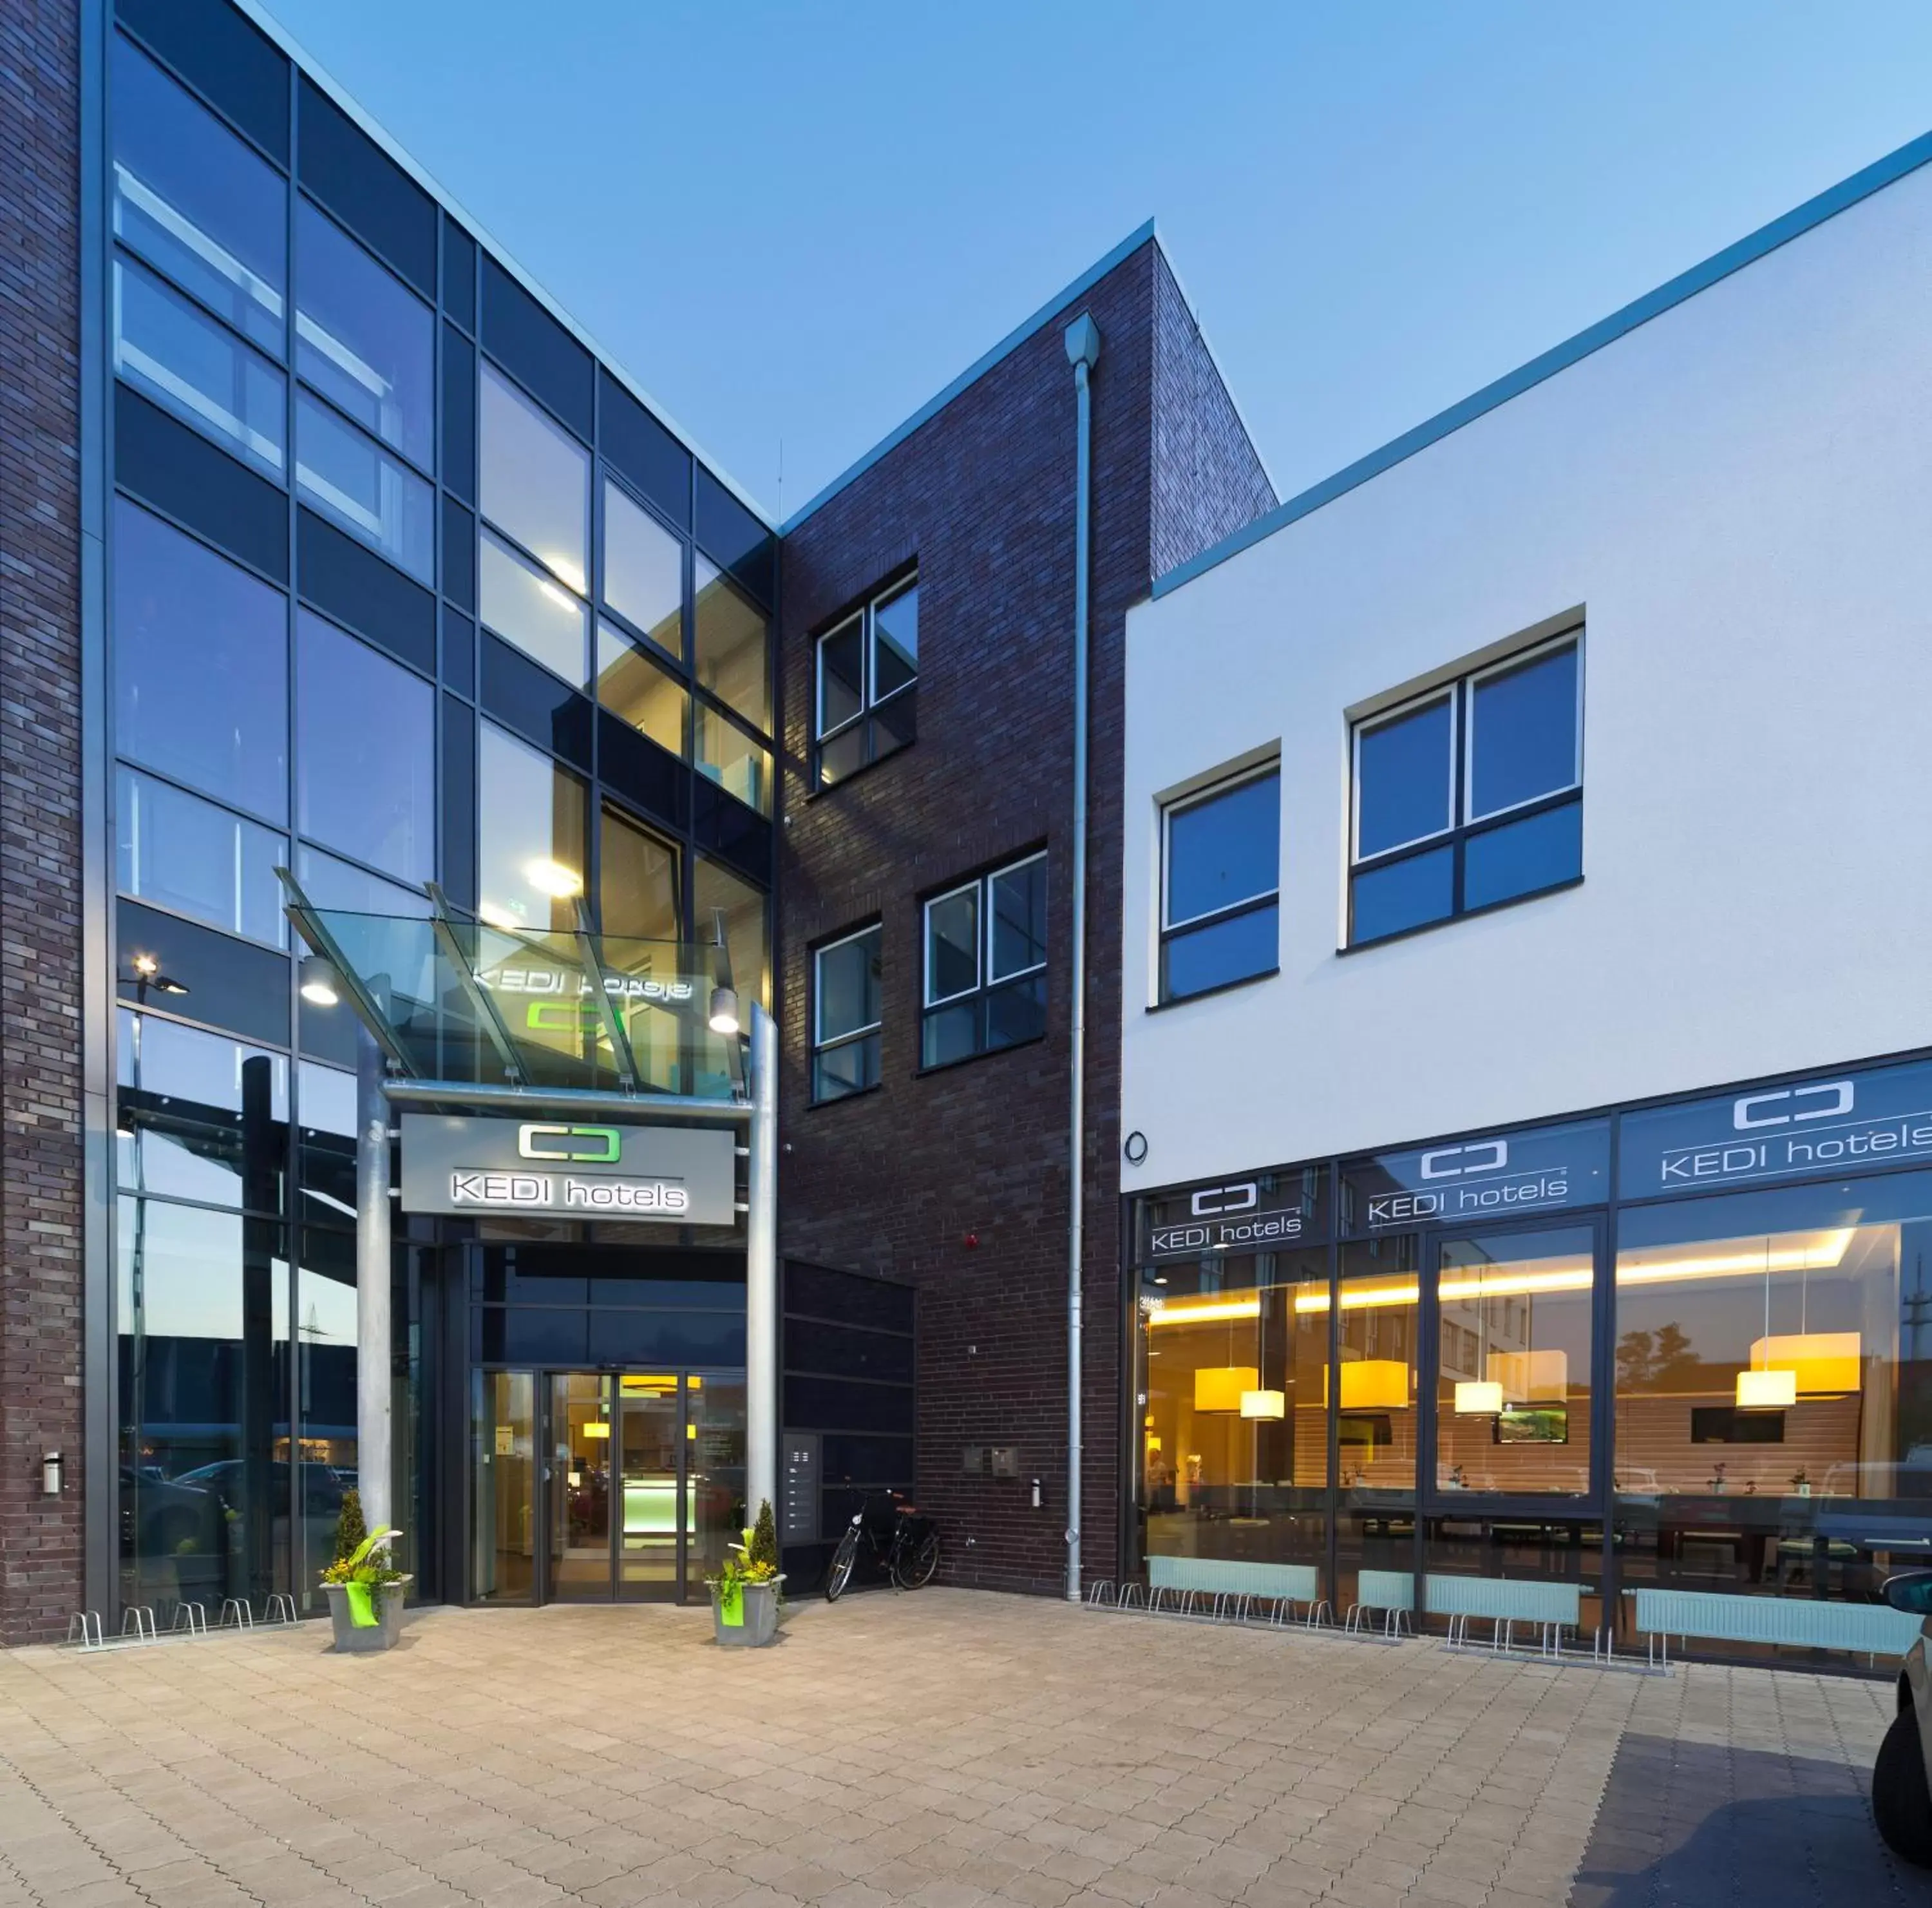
[1195,1367,1258,1412]
[1454,1380,1504,1415]
[1736,1367,1797,1409]
[1748,1333,1860,1396]
[582,1421,611,1440]
[1239,1389,1286,1420]
[1331,1360,1410,1409]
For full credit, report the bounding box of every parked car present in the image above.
[1872,1570,1932,1864]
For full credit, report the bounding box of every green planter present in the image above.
[323,1576,410,1653]
[710,1577,782,1648]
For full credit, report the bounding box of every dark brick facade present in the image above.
[0,0,86,1644]
[776,238,1273,1596]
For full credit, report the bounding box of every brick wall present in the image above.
[777,237,1273,1596]
[0,0,86,1644]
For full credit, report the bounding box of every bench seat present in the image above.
[1631,1587,1923,1663]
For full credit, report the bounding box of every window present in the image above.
[295,390,434,583]
[116,767,287,947]
[295,199,433,468]
[596,622,687,756]
[481,528,589,683]
[1350,633,1581,945]
[293,843,431,919]
[814,926,882,1102]
[696,857,768,1014]
[696,703,771,816]
[116,1009,288,1208]
[111,34,285,352]
[296,611,435,885]
[815,576,916,788]
[113,253,285,477]
[113,499,287,822]
[602,481,683,659]
[694,555,770,733]
[598,805,679,944]
[1160,765,1279,1003]
[477,722,587,933]
[480,362,587,594]
[922,854,1047,1069]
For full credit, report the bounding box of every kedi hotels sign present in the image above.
[398,1114,736,1225]
[1342,1118,1611,1232]
[1618,1058,1932,1199]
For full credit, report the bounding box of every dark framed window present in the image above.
[815,575,916,789]
[813,925,882,1103]
[1159,765,1279,1003]
[1350,632,1582,946]
[921,853,1046,1069]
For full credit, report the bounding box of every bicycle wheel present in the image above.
[824,1526,859,1602]
[893,1528,940,1590]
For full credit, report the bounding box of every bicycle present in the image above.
[824,1491,940,1601]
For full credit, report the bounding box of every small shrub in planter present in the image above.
[708,1499,783,1648]
[320,1523,410,1653]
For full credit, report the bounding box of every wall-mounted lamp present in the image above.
[41,1451,62,1496]
[1454,1380,1505,1416]
[708,985,740,1036]
[298,953,341,1007]
[126,953,188,997]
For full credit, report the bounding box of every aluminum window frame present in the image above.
[1160,761,1282,935]
[811,922,884,1103]
[985,849,1049,987]
[812,570,918,787]
[919,852,1048,1068]
[1348,629,1585,948]
[921,877,983,1011]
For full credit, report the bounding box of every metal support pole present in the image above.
[1063,310,1101,1602]
[356,1020,393,1534]
[745,1002,779,1526]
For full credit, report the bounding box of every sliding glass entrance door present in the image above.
[468,1369,745,1604]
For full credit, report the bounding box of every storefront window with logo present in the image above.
[1613,1170,1932,1623]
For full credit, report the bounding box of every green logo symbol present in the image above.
[517,1123,621,1163]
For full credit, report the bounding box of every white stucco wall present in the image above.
[1121,158,1932,1196]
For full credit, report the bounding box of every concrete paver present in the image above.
[0,1590,1921,1906]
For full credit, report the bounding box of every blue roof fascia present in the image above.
[1151,127,1932,601]
[781,219,1159,533]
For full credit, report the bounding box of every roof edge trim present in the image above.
[1150,125,1932,601]
[781,218,1158,533]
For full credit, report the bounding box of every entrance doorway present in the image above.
[470,1370,745,1604]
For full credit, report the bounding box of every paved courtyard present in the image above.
[0,1588,1925,1908]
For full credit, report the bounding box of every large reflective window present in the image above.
[695,855,768,1012]
[696,703,772,816]
[1139,1252,1329,1587]
[1468,642,1581,821]
[117,1194,290,1613]
[296,612,435,884]
[296,1060,356,1230]
[1435,1225,1595,1496]
[603,481,683,658]
[117,1010,288,1210]
[1334,1236,1420,1612]
[481,528,588,683]
[295,200,433,468]
[596,622,687,756]
[116,766,287,948]
[110,35,285,352]
[293,844,433,919]
[694,556,769,734]
[295,1224,357,1612]
[478,722,588,933]
[599,805,680,944]
[296,392,435,583]
[113,500,288,822]
[113,253,285,476]
[1356,696,1454,859]
[480,363,588,594]
[1615,1175,1932,1547]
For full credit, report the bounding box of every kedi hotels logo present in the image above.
[1732,1082,1853,1130]
[517,1123,621,1163]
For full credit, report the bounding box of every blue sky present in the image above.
[260,0,1932,524]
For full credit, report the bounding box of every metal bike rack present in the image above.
[263,1594,298,1625]
[66,1611,104,1650]
[218,1598,256,1632]
[170,1602,209,1637]
[120,1605,157,1642]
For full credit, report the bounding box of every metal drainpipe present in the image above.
[1062,312,1101,1602]
[355,1012,393,1535]
[745,1001,779,1525]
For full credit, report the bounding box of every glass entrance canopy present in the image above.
[283,879,743,1100]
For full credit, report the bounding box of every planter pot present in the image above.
[710,1577,783,1648]
[323,1576,411,1653]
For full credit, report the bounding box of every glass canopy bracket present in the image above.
[424,881,526,1086]
[571,898,641,1092]
[277,865,419,1077]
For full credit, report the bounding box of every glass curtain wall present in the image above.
[104,1,772,1625]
